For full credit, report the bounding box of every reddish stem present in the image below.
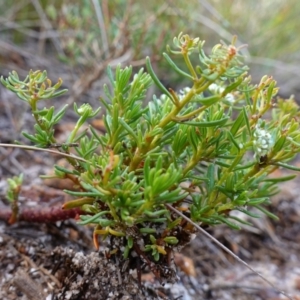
[0,205,83,223]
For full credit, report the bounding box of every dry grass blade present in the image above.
[0,143,88,163]
[166,204,294,300]
[30,0,65,57]
[91,0,109,58]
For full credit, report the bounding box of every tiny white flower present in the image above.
[178,87,191,100]
[160,87,191,102]
[224,93,235,104]
[253,122,274,158]
[209,83,235,104]
[209,83,224,94]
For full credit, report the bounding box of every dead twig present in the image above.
[0,143,88,163]
[12,269,45,300]
[21,253,61,288]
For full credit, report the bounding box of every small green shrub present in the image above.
[2,33,300,282]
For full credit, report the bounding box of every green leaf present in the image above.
[49,89,68,98]
[22,132,40,144]
[163,53,194,80]
[156,189,187,203]
[228,215,253,226]
[195,95,222,106]
[106,65,115,86]
[144,156,151,187]
[274,162,300,171]
[144,209,168,218]
[183,117,229,127]
[64,190,103,197]
[187,127,198,153]
[263,174,296,183]
[227,130,240,152]
[247,197,268,205]
[215,160,232,168]
[53,104,68,123]
[223,76,244,94]
[215,215,241,230]
[253,205,279,220]
[78,211,109,225]
[207,164,215,193]
[146,56,174,104]
[272,136,286,153]
[139,228,157,234]
[237,208,261,218]
[163,236,179,245]
[243,107,251,135]
[55,165,80,175]
[16,92,29,102]
[230,110,245,136]
[225,172,235,191]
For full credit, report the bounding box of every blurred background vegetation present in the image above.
[0,0,300,106]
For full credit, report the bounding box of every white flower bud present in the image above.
[253,123,273,157]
